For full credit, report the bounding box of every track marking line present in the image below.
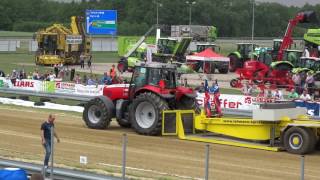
[98,162,201,180]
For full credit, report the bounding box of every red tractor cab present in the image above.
[83,62,198,135]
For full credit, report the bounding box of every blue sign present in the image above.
[86,10,117,35]
[295,100,320,117]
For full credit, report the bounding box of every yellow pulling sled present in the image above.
[162,103,320,154]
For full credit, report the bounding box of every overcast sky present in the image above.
[256,0,319,7]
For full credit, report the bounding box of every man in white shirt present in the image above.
[272,88,283,100]
[300,89,312,101]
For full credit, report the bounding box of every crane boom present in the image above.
[276,13,304,61]
[277,11,318,61]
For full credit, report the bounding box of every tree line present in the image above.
[0,0,319,37]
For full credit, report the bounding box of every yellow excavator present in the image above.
[34,16,91,65]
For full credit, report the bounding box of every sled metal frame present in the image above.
[162,110,320,152]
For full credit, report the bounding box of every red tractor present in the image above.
[83,62,198,135]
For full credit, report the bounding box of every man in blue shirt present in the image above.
[100,72,112,85]
[41,114,60,170]
[208,80,222,117]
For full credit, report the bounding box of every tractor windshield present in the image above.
[158,39,177,54]
[132,66,176,89]
[132,67,147,88]
[147,68,176,89]
[41,34,58,54]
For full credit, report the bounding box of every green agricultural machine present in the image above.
[304,28,320,57]
[228,43,258,72]
[117,26,192,73]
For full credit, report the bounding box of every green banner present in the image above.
[0,80,3,88]
[42,81,55,93]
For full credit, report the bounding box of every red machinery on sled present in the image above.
[230,11,317,90]
[230,60,294,90]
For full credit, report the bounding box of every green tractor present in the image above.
[304,28,320,57]
[228,43,258,72]
[117,34,192,73]
[270,49,301,71]
[153,37,192,63]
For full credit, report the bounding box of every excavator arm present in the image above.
[277,11,318,61]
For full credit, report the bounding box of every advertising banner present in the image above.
[55,81,75,94]
[74,84,104,96]
[196,93,275,110]
[294,100,320,116]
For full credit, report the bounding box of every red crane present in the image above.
[277,11,317,61]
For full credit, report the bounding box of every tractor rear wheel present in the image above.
[83,97,113,129]
[229,54,239,72]
[130,92,168,135]
[283,127,316,154]
[178,96,200,114]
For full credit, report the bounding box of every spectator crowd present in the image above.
[238,70,318,102]
[6,63,123,87]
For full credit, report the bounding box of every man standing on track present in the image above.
[41,114,60,171]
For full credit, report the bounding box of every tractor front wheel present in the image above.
[83,97,113,129]
[130,92,169,135]
[283,127,316,154]
[230,78,240,88]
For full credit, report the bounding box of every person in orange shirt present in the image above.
[110,64,116,79]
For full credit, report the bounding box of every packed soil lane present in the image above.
[0,106,319,180]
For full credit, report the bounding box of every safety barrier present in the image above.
[0,158,120,180]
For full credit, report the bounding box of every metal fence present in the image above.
[0,37,119,53]
[0,40,18,52]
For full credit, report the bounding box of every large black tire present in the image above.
[273,63,293,71]
[283,127,316,154]
[129,92,168,135]
[116,101,131,128]
[229,54,240,72]
[178,96,201,114]
[83,97,114,129]
[230,78,239,88]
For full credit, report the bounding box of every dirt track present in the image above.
[0,106,320,179]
